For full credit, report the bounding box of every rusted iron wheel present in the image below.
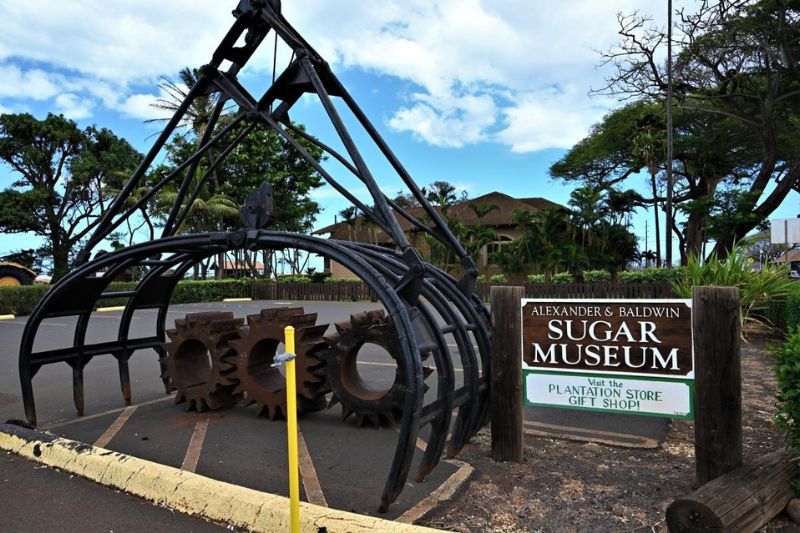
[161,311,244,412]
[321,310,432,428]
[228,307,328,420]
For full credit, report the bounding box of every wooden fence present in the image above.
[245,281,675,302]
[476,281,676,301]
[248,281,376,302]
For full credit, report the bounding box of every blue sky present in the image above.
[0,1,797,270]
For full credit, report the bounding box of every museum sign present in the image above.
[521,299,694,419]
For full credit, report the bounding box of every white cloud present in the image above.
[388,92,497,148]
[282,0,669,151]
[0,0,671,151]
[117,93,161,120]
[496,89,610,153]
[0,64,60,100]
[0,1,230,85]
[54,93,94,119]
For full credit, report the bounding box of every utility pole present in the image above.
[665,0,674,267]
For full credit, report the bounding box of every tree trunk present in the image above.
[216,252,224,279]
[51,241,71,281]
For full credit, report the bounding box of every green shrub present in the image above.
[171,279,252,303]
[617,270,644,283]
[773,327,800,490]
[0,278,256,316]
[766,281,800,332]
[309,271,330,283]
[552,272,574,284]
[582,270,611,283]
[672,249,793,328]
[0,284,50,315]
[275,275,311,283]
[323,277,362,283]
[489,274,507,284]
[618,267,685,284]
[526,274,546,283]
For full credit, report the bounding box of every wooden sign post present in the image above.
[490,284,743,487]
[692,286,742,484]
[490,286,524,463]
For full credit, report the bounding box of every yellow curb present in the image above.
[96,306,126,312]
[0,426,441,533]
[222,297,252,302]
[0,314,14,320]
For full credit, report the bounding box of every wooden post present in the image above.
[692,286,742,485]
[490,285,524,463]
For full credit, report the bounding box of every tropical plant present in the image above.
[672,245,793,328]
[772,327,800,490]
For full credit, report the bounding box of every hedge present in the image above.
[773,327,800,490]
[765,282,800,332]
[0,278,257,316]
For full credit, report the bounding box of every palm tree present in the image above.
[569,187,604,251]
[339,207,358,241]
[149,67,237,277]
[465,203,499,266]
[632,128,664,266]
[149,67,217,137]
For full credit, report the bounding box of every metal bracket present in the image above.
[271,351,296,367]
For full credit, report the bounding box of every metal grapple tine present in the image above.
[117,356,132,405]
[413,302,454,482]
[72,365,85,417]
[344,242,482,470]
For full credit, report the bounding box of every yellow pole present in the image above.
[284,325,300,533]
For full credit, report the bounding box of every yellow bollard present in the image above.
[284,325,300,533]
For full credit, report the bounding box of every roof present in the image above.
[314,192,562,242]
[773,249,800,263]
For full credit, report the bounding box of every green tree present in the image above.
[151,120,325,277]
[216,124,324,233]
[0,113,142,279]
[595,0,800,258]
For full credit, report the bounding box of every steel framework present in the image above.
[18,0,491,511]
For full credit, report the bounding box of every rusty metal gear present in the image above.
[161,311,244,412]
[321,310,433,428]
[228,307,328,420]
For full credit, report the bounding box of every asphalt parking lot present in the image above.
[0,299,669,527]
[0,300,467,523]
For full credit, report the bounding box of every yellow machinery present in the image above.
[0,262,35,287]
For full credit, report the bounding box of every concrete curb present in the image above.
[0,423,442,533]
[0,314,15,320]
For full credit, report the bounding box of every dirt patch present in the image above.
[420,330,795,532]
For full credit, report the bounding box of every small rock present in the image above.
[786,498,800,525]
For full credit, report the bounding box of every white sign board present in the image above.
[770,218,800,244]
[521,298,694,419]
[525,371,693,419]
